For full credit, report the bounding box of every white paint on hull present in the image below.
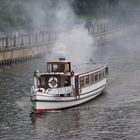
[32,86,104,110]
[31,78,107,110]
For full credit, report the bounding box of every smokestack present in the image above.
[59,57,66,61]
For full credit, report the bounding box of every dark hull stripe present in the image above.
[32,85,106,103]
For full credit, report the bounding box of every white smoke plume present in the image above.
[11,0,95,64]
[49,1,95,65]
[52,26,94,64]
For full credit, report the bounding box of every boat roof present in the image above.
[72,62,106,75]
[47,60,70,64]
[40,61,106,76]
[47,57,70,64]
[39,58,107,76]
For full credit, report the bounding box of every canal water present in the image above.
[1,32,140,140]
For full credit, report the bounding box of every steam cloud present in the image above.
[52,26,94,64]
[49,0,95,65]
[10,0,95,64]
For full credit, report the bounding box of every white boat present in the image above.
[30,58,109,113]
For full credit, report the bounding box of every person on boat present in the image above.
[64,80,69,86]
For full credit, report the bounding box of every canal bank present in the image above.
[0,31,57,66]
[0,45,52,66]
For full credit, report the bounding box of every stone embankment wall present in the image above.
[0,46,47,66]
[0,31,58,66]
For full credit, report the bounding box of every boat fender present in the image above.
[35,88,45,93]
[48,77,58,88]
[45,88,51,93]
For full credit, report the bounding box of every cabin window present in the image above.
[47,64,60,72]
[91,73,94,83]
[60,64,65,72]
[47,64,51,72]
[85,75,89,85]
[80,76,84,87]
[102,69,105,78]
[64,64,69,72]
[53,64,58,72]
[98,71,102,80]
[94,72,98,82]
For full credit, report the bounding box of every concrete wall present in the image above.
[0,45,50,66]
[0,31,57,66]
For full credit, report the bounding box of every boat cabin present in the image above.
[36,58,73,89]
[47,59,71,73]
[34,58,108,97]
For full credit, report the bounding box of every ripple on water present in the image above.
[1,33,140,139]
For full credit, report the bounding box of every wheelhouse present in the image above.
[36,58,72,89]
[47,60,71,73]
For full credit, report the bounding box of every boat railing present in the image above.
[31,86,35,94]
[48,86,74,95]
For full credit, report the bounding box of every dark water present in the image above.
[1,32,140,140]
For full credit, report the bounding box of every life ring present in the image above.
[48,77,58,88]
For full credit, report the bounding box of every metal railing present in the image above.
[49,86,74,95]
[0,31,59,50]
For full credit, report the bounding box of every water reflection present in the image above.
[29,98,140,140]
[30,109,81,139]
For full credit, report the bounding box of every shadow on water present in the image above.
[29,109,82,140]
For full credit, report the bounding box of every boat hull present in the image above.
[32,90,103,113]
[31,79,107,113]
